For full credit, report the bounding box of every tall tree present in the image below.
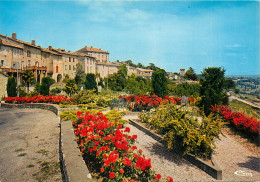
[199,67,226,115]
[152,69,168,97]
[40,77,55,95]
[85,73,98,92]
[184,67,197,81]
[7,77,17,97]
[22,69,35,93]
[74,63,86,85]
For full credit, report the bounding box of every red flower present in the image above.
[100,167,104,173]
[167,176,174,182]
[119,168,124,174]
[109,172,115,179]
[124,127,130,132]
[123,157,131,166]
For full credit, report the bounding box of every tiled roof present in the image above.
[76,46,109,54]
[40,47,61,55]
[73,52,96,59]
[97,62,120,67]
[137,68,153,72]
[0,38,24,49]
[51,48,79,56]
[0,33,40,49]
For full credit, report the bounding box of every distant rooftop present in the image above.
[76,46,109,54]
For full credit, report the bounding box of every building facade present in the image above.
[0,33,152,84]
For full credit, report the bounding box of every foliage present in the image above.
[138,104,223,158]
[104,109,128,126]
[122,95,183,111]
[73,111,172,182]
[184,67,197,81]
[7,77,17,97]
[28,90,39,97]
[50,87,61,96]
[22,69,35,93]
[212,105,260,136]
[224,78,235,89]
[199,67,227,115]
[85,73,98,92]
[34,83,41,93]
[152,69,168,98]
[75,63,86,85]
[105,65,128,91]
[234,88,240,94]
[39,77,55,96]
[168,82,200,97]
[18,88,27,97]
[4,95,72,104]
[124,73,152,95]
[63,79,78,96]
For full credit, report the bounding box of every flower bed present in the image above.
[212,105,260,136]
[120,95,183,111]
[73,111,173,182]
[3,95,72,104]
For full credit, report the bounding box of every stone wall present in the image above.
[0,73,8,98]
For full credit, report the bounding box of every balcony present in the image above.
[26,65,47,71]
[0,67,24,73]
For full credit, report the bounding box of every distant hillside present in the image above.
[226,74,260,79]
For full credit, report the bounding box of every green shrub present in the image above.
[28,90,39,97]
[7,77,17,97]
[50,87,61,95]
[138,104,222,158]
[18,88,27,97]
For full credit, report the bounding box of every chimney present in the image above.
[12,33,16,39]
[49,46,52,50]
[31,40,36,45]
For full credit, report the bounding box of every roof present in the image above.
[0,38,24,49]
[137,68,153,72]
[40,47,61,56]
[97,62,120,67]
[76,46,109,54]
[73,52,96,59]
[0,33,40,49]
[51,48,79,56]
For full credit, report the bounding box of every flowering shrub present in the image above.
[120,95,183,111]
[73,111,173,182]
[212,105,260,136]
[3,95,72,104]
[139,104,223,158]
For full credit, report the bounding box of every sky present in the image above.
[0,0,259,75]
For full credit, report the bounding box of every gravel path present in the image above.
[122,114,214,181]
[214,131,260,181]
[0,108,62,182]
[122,113,260,182]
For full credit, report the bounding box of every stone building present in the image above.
[0,32,153,84]
[0,72,8,98]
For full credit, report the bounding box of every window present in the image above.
[56,66,58,73]
[65,65,67,70]
[73,65,75,70]
[73,58,75,62]
[69,65,71,70]
[28,60,31,66]
[13,63,16,68]
[35,61,39,66]
[14,49,16,57]
[19,50,21,57]
[21,61,24,68]
[1,60,4,67]
[69,57,71,62]
[27,50,31,57]
[4,46,7,55]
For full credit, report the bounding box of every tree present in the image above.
[40,77,55,95]
[7,77,17,97]
[136,62,144,68]
[224,78,235,89]
[75,63,86,85]
[184,67,197,81]
[85,73,98,92]
[22,69,35,93]
[152,69,168,97]
[124,73,151,95]
[199,67,227,115]
[63,79,78,96]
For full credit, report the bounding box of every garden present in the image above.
[2,66,260,181]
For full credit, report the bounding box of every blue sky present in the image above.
[0,0,259,75]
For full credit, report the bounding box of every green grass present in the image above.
[36,149,49,156]
[17,152,27,157]
[230,99,260,119]
[14,148,24,152]
[32,161,61,181]
[27,164,35,168]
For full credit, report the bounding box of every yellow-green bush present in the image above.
[104,109,128,126]
[138,104,223,158]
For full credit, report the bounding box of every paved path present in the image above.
[0,108,62,182]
